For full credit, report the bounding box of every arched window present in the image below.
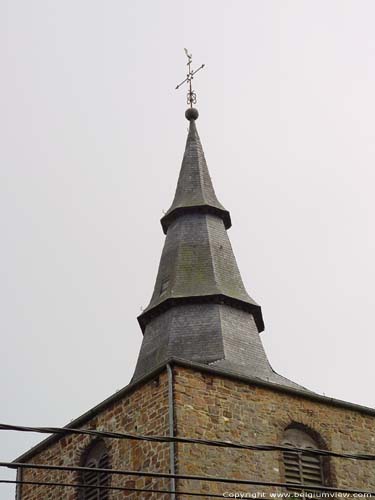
[80,440,110,500]
[282,426,324,490]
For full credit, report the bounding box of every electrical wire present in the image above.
[0,478,247,498]
[1,422,374,461]
[3,461,375,495]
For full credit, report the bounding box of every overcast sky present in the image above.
[2,1,375,497]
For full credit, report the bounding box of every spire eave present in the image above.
[161,204,231,234]
[138,294,264,334]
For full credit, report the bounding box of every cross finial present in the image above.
[175,49,205,108]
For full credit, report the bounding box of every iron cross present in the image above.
[175,49,205,107]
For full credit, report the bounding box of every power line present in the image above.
[4,461,375,495]
[2,422,374,461]
[0,478,244,499]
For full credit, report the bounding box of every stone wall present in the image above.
[173,365,375,498]
[19,371,171,500]
[18,364,375,499]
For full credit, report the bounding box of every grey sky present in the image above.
[1,0,375,497]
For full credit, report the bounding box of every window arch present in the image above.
[80,440,110,500]
[282,425,325,490]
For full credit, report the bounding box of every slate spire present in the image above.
[133,109,304,391]
[138,108,263,334]
[160,108,231,234]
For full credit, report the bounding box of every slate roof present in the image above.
[134,109,305,391]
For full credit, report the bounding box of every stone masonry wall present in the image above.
[19,371,171,500]
[18,364,375,499]
[173,366,375,498]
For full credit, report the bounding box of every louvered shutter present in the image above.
[283,451,301,485]
[83,460,100,500]
[98,453,110,500]
[284,450,323,490]
[301,453,323,486]
[81,442,110,500]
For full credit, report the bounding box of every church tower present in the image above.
[15,107,375,499]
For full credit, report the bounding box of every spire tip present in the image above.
[185,107,199,121]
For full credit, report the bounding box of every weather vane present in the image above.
[175,49,205,108]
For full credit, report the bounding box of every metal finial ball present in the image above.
[185,108,199,121]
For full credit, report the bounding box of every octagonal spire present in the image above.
[161,110,231,234]
[138,110,263,334]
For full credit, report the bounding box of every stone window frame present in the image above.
[281,423,332,492]
[78,439,111,500]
